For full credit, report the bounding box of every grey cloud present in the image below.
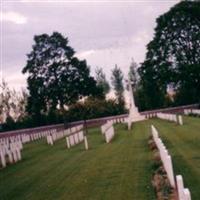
[2,0,179,90]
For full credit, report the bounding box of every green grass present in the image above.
[148,116,200,200]
[0,122,155,200]
[1,116,199,200]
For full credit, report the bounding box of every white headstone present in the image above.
[178,115,183,125]
[16,148,22,161]
[7,151,13,164]
[12,150,18,162]
[74,134,79,144]
[84,136,88,150]
[66,137,70,149]
[0,151,6,168]
[69,135,75,146]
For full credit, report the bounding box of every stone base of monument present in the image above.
[127,107,146,130]
[130,115,146,122]
[129,107,146,122]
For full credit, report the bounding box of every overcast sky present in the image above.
[1,0,179,91]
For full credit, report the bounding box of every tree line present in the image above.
[0,57,128,131]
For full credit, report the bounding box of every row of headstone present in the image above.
[176,175,191,200]
[151,125,191,200]
[0,128,61,168]
[101,117,127,134]
[101,121,115,143]
[0,141,22,168]
[29,129,56,142]
[157,113,183,125]
[21,134,31,143]
[151,125,175,188]
[0,129,57,149]
[0,134,30,146]
[184,109,200,115]
[108,118,126,124]
[145,113,157,119]
[46,125,84,146]
[66,131,88,150]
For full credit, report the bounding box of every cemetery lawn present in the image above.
[0,122,156,200]
[1,116,199,200]
[149,116,200,200]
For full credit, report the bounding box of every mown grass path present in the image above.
[0,122,155,200]
[149,116,200,200]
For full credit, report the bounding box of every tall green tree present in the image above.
[95,67,110,98]
[140,1,200,108]
[22,32,98,119]
[111,65,125,112]
[139,60,166,109]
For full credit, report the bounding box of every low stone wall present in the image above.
[0,103,198,139]
[142,103,199,118]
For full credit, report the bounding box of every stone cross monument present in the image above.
[128,78,145,122]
